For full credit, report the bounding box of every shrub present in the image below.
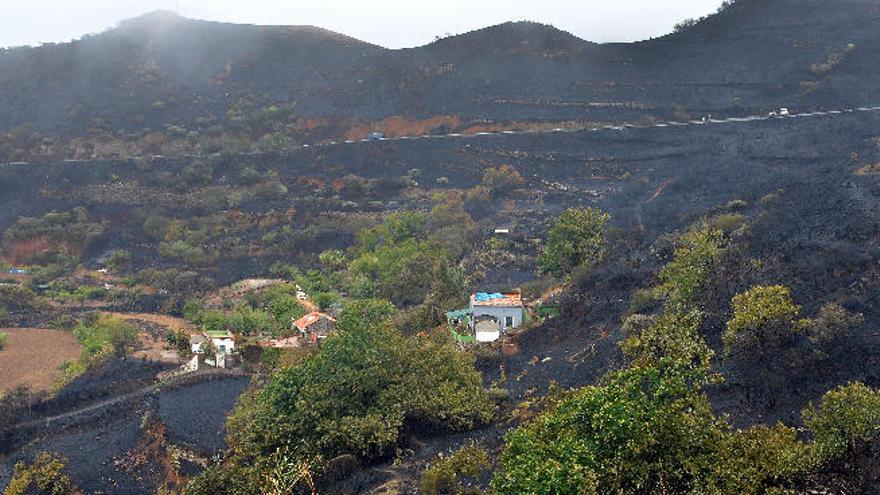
[803,382,880,460]
[248,283,307,328]
[807,302,864,344]
[420,443,491,495]
[656,225,723,311]
[481,164,525,196]
[0,285,45,313]
[0,385,31,433]
[628,287,660,314]
[621,310,713,371]
[350,213,461,307]
[0,331,7,351]
[185,463,263,495]
[74,314,139,358]
[538,207,610,277]
[311,291,340,311]
[106,250,131,270]
[493,364,728,494]
[4,452,76,495]
[493,362,814,495]
[723,285,806,356]
[710,213,746,234]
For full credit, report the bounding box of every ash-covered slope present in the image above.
[1,0,879,137]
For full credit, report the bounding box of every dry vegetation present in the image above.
[0,328,82,393]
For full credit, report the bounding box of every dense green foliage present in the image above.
[185,283,306,337]
[492,358,880,494]
[803,382,880,460]
[349,211,464,307]
[195,300,493,492]
[539,207,609,277]
[656,225,724,311]
[723,285,806,356]
[481,164,525,196]
[226,300,493,464]
[621,310,714,371]
[0,331,7,351]
[73,314,138,357]
[495,363,735,494]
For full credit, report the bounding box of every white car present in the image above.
[779,107,790,116]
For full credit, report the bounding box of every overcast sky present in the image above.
[1,0,726,49]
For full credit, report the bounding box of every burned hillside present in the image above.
[3,0,880,493]
[2,0,880,161]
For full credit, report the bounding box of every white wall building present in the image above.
[469,292,524,342]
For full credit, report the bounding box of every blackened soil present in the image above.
[158,376,250,455]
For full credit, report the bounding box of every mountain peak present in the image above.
[118,10,187,27]
[425,21,592,55]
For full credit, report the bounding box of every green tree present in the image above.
[493,363,727,494]
[539,207,610,277]
[656,225,723,311]
[226,306,493,469]
[620,310,714,372]
[723,285,806,357]
[73,314,139,358]
[803,382,880,460]
[0,331,7,351]
[493,362,814,495]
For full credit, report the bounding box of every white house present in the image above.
[189,333,207,355]
[190,330,236,368]
[469,292,524,342]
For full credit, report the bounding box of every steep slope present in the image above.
[1,0,879,143]
[0,11,388,135]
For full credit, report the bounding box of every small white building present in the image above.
[469,292,524,342]
[189,333,208,355]
[205,330,235,355]
[190,330,236,368]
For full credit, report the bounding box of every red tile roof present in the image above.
[293,312,337,331]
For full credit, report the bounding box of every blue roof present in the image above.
[474,292,505,302]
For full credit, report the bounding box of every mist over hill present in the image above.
[1,0,878,143]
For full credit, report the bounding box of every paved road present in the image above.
[3,105,880,167]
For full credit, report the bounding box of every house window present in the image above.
[218,344,226,353]
[505,316,514,328]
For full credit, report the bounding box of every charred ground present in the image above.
[2,0,880,492]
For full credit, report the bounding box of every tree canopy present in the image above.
[218,300,494,489]
[539,207,610,277]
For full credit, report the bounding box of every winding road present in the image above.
[3,105,880,167]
